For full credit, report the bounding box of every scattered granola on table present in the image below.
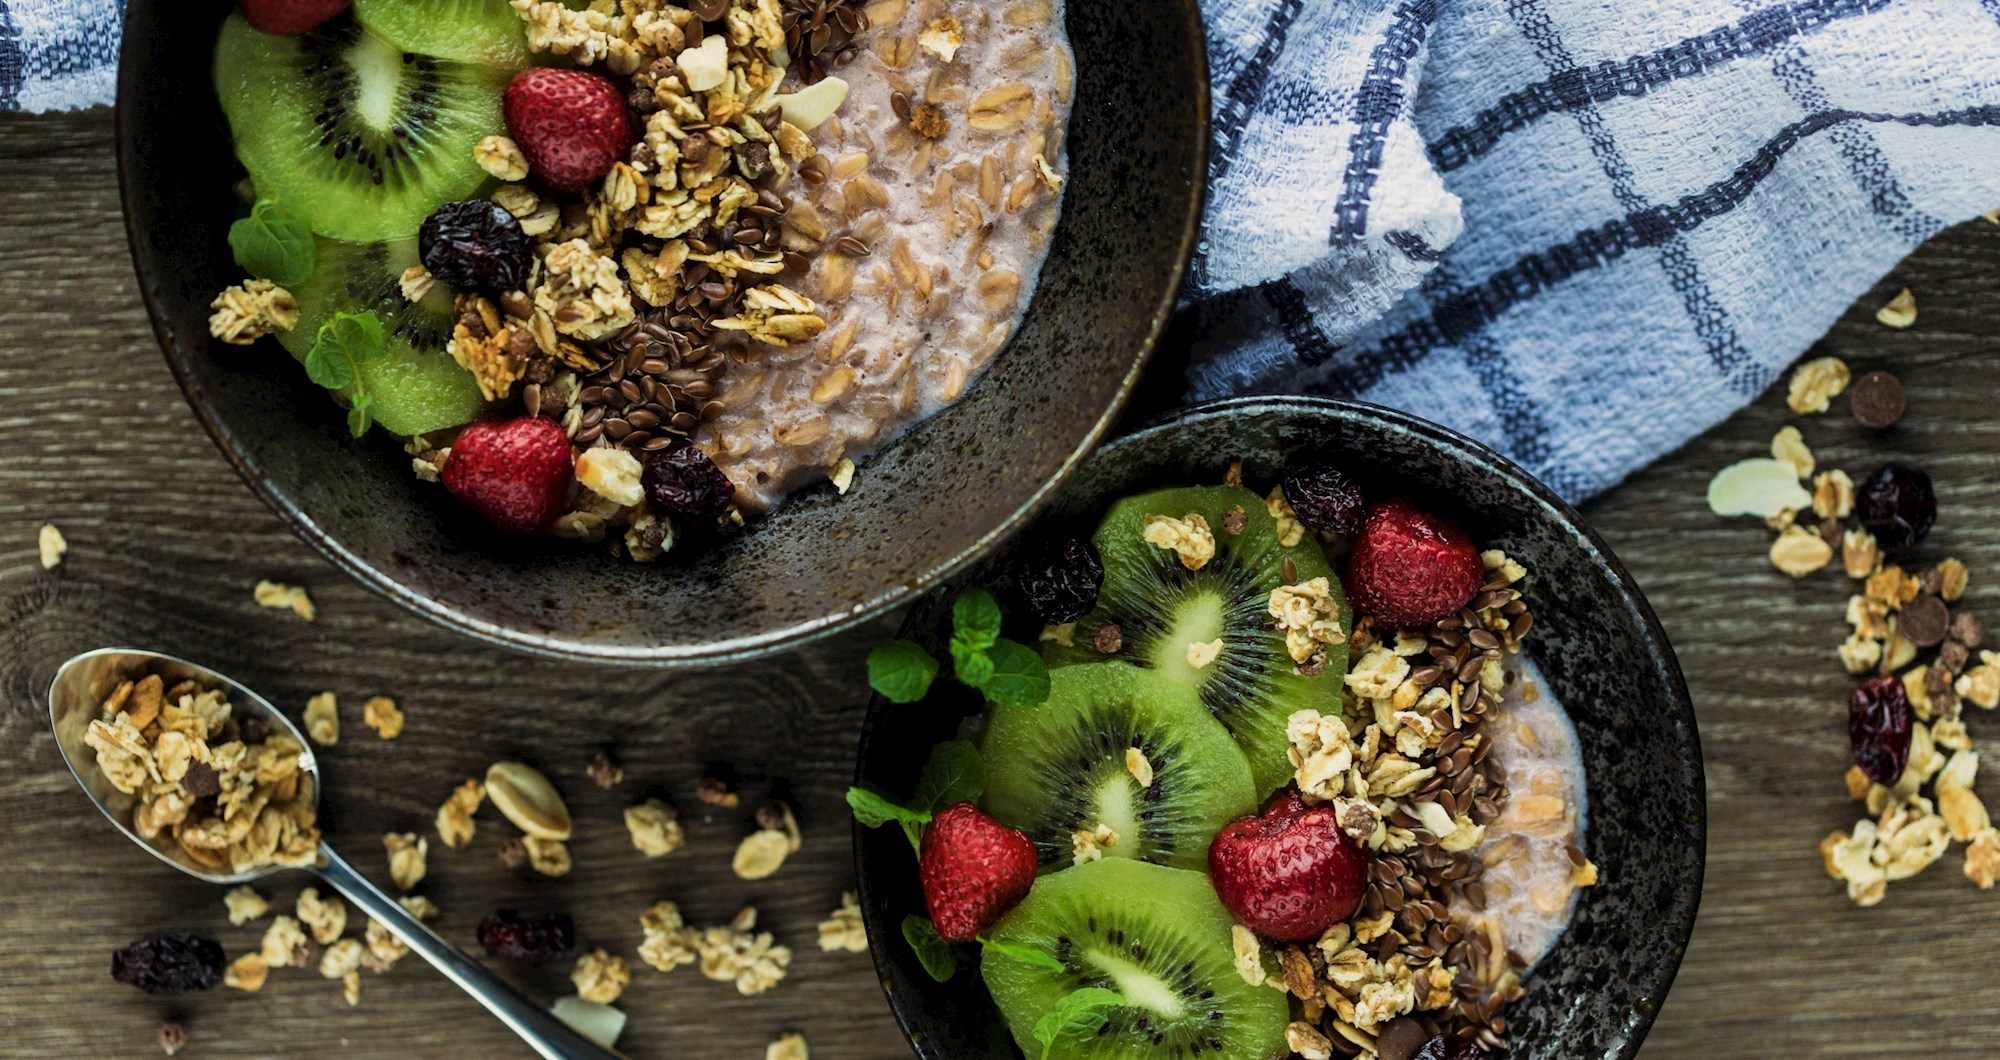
[1713,355,1998,906]
[252,579,316,620]
[816,891,868,952]
[637,901,791,995]
[37,522,65,569]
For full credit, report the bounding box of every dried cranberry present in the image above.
[110,934,224,994]
[1413,1035,1486,1060]
[1850,674,1914,785]
[419,200,533,293]
[642,444,735,521]
[1282,465,1367,537]
[1856,463,1936,548]
[477,910,575,964]
[1017,537,1104,623]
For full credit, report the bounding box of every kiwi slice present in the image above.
[214,14,506,243]
[1047,485,1349,795]
[352,0,532,69]
[979,663,1256,873]
[982,858,1290,1060]
[277,237,487,436]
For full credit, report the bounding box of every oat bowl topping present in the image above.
[851,399,1704,1060]
[122,0,1203,659]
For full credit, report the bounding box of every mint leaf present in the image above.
[303,310,385,391]
[845,786,925,830]
[1033,987,1125,1060]
[979,936,1063,971]
[912,740,984,813]
[228,197,317,287]
[902,915,958,982]
[846,786,930,853]
[346,392,375,438]
[868,639,939,703]
[951,588,1003,651]
[951,641,995,687]
[980,638,1051,707]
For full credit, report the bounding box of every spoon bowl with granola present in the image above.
[49,648,622,1060]
[851,397,1705,1059]
[120,0,1206,662]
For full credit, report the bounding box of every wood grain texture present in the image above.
[1,109,1996,1058]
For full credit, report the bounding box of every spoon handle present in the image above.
[312,845,625,1060]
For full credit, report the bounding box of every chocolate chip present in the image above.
[1900,593,1950,647]
[181,761,220,798]
[1849,370,1906,429]
[1373,1016,1432,1060]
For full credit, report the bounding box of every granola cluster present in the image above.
[638,901,792,995]
[1258,552,1586,1055]
[82,668,321,875]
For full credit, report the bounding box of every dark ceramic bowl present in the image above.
[115,0,1207,664]
[854,397,1705,1059]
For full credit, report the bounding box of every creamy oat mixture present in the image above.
[1470,656,1590,968]
[703,0,1074,509]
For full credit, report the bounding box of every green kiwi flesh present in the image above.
[978,663,1257,873]
[981,858,1290,1060]
[352,0,532,69]
[278,236,487,436]
[214,14,506,243]
[1046,485,1350,795]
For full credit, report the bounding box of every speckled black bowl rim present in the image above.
[114,1,1211,667]
[852,395,1705,1059]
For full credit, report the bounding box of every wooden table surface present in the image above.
[3,109,1996,1059]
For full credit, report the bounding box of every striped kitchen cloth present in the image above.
[10,0,1999,500]
[1189,0,2000,500]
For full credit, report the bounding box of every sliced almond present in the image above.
[1707,458,1812,518]
[775,76,850,131]
[485,761,573,841]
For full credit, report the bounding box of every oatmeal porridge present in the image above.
[1470,656,1590,968]
[703,0,1075,509]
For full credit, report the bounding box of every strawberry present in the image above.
[918,802,1039,942]
[1207,789,1367,942]
[1344,498,1485,629]
[441,416,575,535]
[239,0,350,34]
[502,68,635,193]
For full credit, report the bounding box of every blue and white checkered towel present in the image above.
[10,0,1999,500]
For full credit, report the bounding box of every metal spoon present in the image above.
[49,648,623,1060]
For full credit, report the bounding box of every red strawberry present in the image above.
[441,416,575,535]
[239,0,350,34]
[502,68,635,193]
[1344,498,1484,629]
[918,802,1039,942]
[1208,789,1368,942]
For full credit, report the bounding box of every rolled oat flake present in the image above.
[1849,370,1906,429]
[1900,592,1950,648]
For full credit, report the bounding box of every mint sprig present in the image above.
[848,741,987,852]
[228,197,316,287]
[304,311,387,437]
[873,589,1050,708]
[1033,987,1126,1059]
